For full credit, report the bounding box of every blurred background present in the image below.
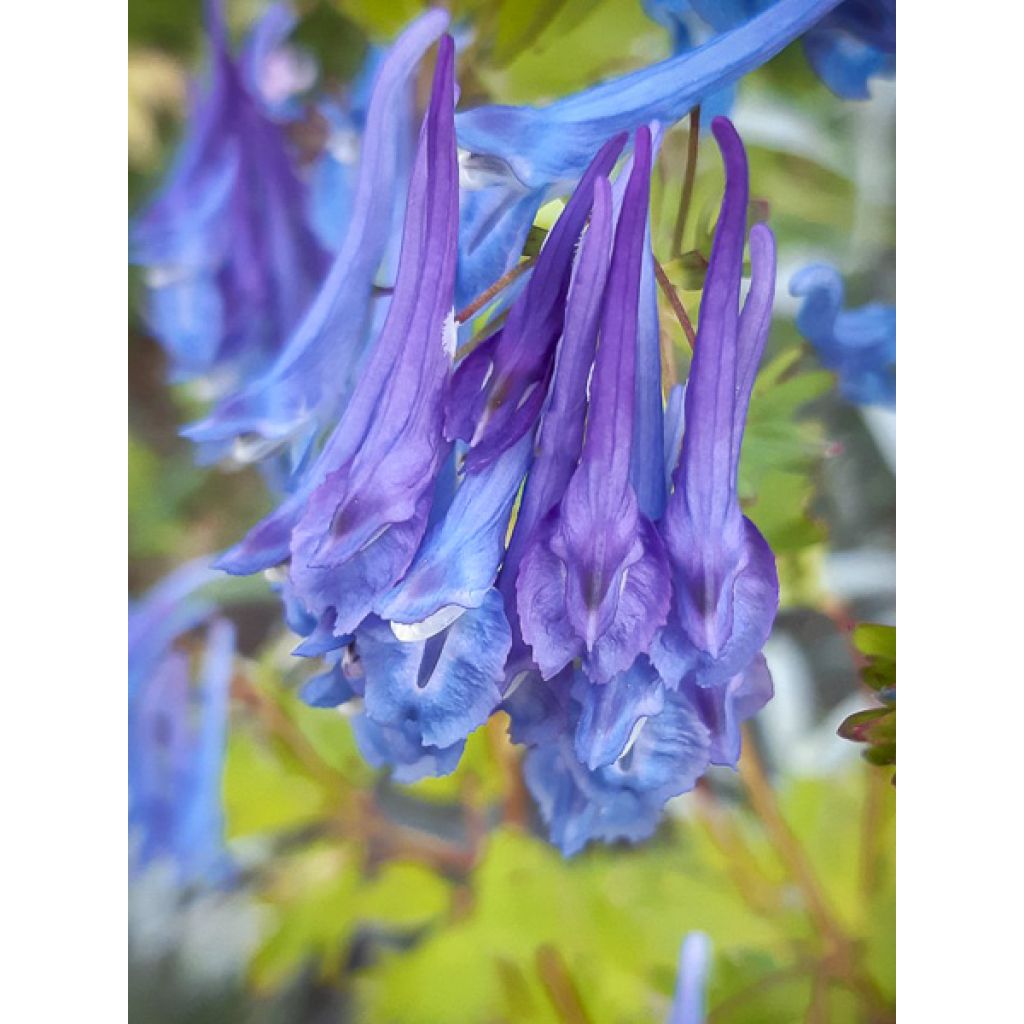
[128,1,895,1020]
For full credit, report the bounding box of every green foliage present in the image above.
[839,626,897,773]
[349,767,894,1023]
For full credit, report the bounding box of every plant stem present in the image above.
[455,255,538,327]
[535,945,593,1024]
[738,725,847,953]
[671,106,701,259]
[654,257,696,350]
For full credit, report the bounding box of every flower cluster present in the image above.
[130,0,883,855]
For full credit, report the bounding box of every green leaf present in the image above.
[852,624,896,661]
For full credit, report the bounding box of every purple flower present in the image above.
[184,11,447,469]
[218,33,458,640]
[517,127,671,685]
[652,117,780,693]
[131,0,327,384]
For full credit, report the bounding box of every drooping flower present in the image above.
[218,32,458,644]
[668,932,712,1024]
[451,0,841,311]
[455,0,841,192]
[645,0,893,103]
[653,116,780,693]
[330,139,634,775]
[184,10,447,469]
[131,0,328,385]
[128,561,234,885]
[517,127,671,686]
[789,262,895,406]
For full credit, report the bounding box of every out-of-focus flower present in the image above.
[184,10,447,472]
[790,262,895,406]
[131,0,328,385]
[128,561,234,885]
[307,48,385,251]
[802,0,895,99]
[653,117,779,696]
[669,932,711,1024]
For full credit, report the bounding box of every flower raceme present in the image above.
[152,0,789,854]
[210,102,779,852]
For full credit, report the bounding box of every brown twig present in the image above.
[671,106,701,258]
[654,257,696,350]
[737,727,896,1021]
[535,945,593,1024]
[455,255,538,326]
[486,713,530,828]
[738,726,847,954]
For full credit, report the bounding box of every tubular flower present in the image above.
[652,117,780,693]
[451,0,840,303]
[517,127,670,686]
[790,262,896,406]
[128,562,234,885]
[664,0,895,101]
[219,32,458,641]
[454,0,841,192]
[131,0,327,385]
[184,11,447,469]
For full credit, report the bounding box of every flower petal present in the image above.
[359,589,511,749]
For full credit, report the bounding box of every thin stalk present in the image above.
[654,257,696,350]
[535,945,594,1024]
[455,254,538,326]
[671,106,701,258]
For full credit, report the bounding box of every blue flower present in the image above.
[647,0,894,102]
[307,47,385,250]
[131,0,328,384]
[790,262,895,406]
[455,0,841,192]
[653,117,780,693]
[802,0,895,99]
[523,683,711,856]
[669,932,712,1024]
[128,561,234,886]
[184,10,448,470]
